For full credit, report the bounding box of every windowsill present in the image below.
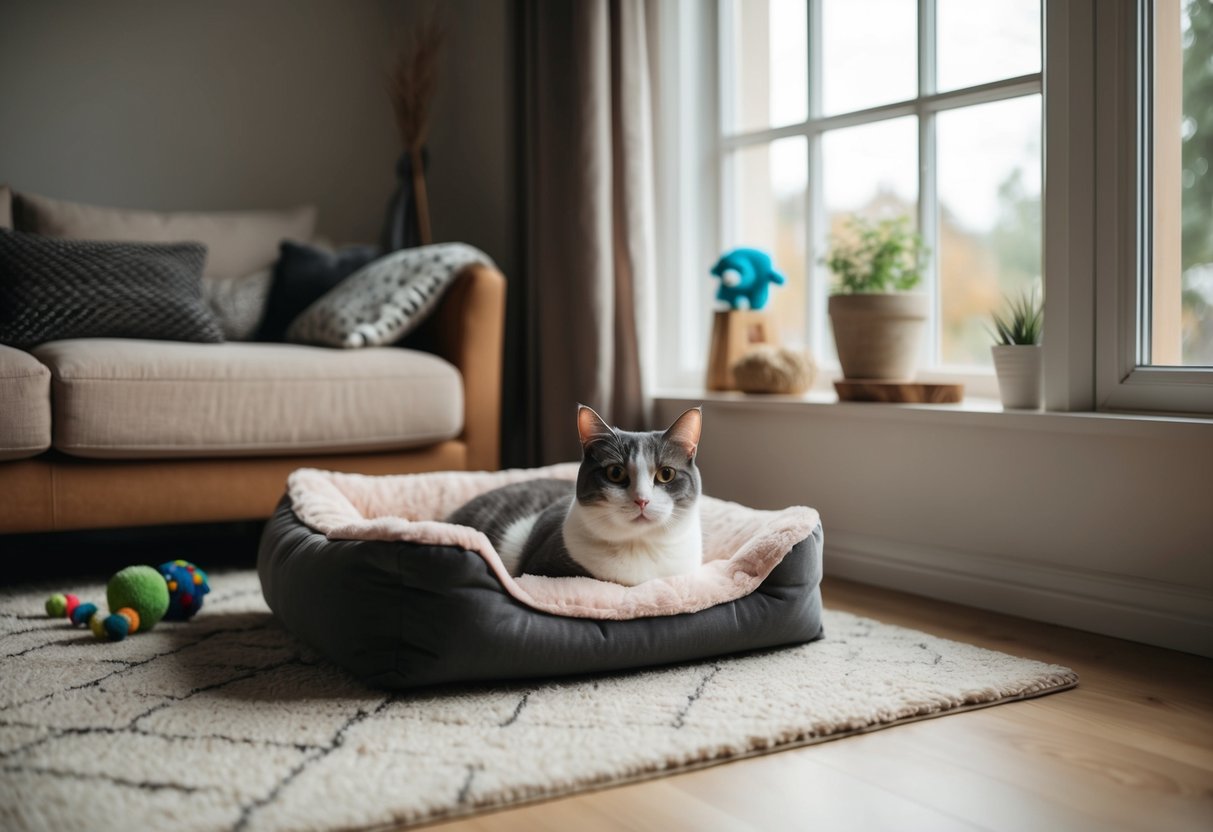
[654,387,1213,437]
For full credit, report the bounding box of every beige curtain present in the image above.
[507,0,657,465]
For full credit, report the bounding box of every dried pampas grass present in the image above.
[386,10,445,245]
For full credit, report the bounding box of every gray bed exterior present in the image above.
[258,496,825,690]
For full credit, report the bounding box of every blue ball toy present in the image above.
[709,248,786,311]
[103,613,131,641]
[69,602,97,627]
[159,560,211,621]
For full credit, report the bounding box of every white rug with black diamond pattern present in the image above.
[0,570,1077,831]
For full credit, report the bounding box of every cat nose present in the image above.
[634,498,649,510]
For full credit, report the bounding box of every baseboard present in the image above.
[826,531,1213,658]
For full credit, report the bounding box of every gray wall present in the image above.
[0,0,517,276]
[418,0,518,281]
[656,396,1213,657]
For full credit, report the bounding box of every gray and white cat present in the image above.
[446,405,704,586]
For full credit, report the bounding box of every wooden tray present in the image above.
[834,380,964,404]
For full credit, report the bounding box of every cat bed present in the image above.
[258,464,824,689]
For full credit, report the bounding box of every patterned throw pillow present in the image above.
[0,229,224,349]
[286,243,493,348]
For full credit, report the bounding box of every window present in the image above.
[715,0,1042,383]
[1072,0,1213,413]
[1152,0,1213,368]
[655,0,1212,414]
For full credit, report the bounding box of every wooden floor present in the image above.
[432,577,1213,832]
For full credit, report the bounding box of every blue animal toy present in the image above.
[709,248,785,311]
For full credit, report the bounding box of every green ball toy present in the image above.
[45,594,68,618]
[106,566,170,632]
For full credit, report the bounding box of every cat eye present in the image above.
[655,466,676,484]
[604,464,627,483]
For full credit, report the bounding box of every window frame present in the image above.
[655,0,1212,415]
[1048,0,1213,415]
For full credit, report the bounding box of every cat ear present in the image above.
[663,407,702,460]
[577,404,616,449]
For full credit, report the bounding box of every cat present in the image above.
[445,405,704,586]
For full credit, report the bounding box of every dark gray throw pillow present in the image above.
[256,241,379,342]
[0,229,224,349]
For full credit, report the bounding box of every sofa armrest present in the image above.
[411,264,505,471]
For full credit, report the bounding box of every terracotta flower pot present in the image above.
[991,344,1043,409]
[828,293,928,380]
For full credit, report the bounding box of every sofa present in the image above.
[0,187,504,535]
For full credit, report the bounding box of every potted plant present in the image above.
[824,215,929,380]
[988,291,1044,410]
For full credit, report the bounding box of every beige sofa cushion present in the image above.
[0,344,52,460]
[32,339,463,459]
[12,191,316,280]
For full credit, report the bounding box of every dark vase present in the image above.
[379,147,429,253]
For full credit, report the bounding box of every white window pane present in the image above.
[822,117,918,221]
[937,95,1042,368]
[937,0,1041,92]
[1154,0,1213,366]
[727,0,807,134]
[729,137,808,345]
[821,0,916,116]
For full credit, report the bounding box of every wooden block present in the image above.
[706,310,780,391]
[834,380,964,403]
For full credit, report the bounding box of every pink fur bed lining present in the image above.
[287,465,821,620]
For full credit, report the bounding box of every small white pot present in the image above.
[992,344,1042,410]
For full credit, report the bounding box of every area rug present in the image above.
[0,569,1077,832]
